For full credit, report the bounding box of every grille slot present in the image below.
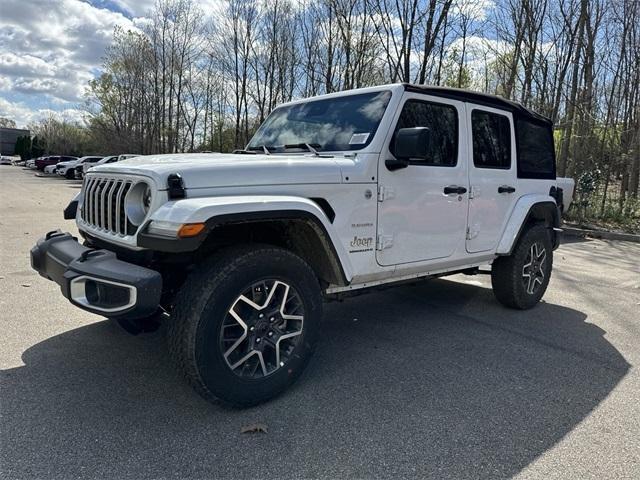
[80,176,138,236]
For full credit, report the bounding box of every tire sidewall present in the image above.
[193,251,322,405]
[512,225,553,308]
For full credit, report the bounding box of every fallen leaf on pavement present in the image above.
[21,283,31,287]
[241,423,268,434]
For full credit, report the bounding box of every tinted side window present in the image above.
[472,110,511,169]
[391,100,458,166]
[516,118,555,178]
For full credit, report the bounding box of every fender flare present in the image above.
[496,194,560,255]
[142,195,354,282]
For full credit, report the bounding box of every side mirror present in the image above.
[394,127,431,160]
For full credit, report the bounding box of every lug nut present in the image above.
[269,317,275,322]
[249,326,255,332]
[256,338,261,343]
[259,313,264,319]
[268,331,273,337]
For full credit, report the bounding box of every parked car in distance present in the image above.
[44,164,58,174]
[57,156,103,179]
[75,156,104,179]
[83,155,116,175]
[35,155,77,171]
[82,154,139,175]
[25,158,39,168]
[0,156,13,165]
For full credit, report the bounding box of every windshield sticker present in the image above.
[349,133,370,145]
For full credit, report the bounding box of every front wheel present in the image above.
[167,246,322,407]
[491,223,553,309]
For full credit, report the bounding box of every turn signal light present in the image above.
[177,223,206,238]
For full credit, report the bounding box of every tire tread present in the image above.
[166,245,320,406]
[491,223,552,310]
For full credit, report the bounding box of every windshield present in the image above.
[247,90,392,152]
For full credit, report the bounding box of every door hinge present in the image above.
[376,234,394,250]
[466,226,479,240]
[377,185,395,202]
[469,186,480,199]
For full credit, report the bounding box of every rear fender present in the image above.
[496,194,560,255]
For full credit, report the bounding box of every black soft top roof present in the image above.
[403,84,552,125]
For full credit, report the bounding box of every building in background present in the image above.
[0,127,30,155]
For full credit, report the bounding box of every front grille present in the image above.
[81,176,135,235]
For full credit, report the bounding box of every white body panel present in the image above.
[78,84,573,290]
[465,105,519,253]
[376,94,469,266]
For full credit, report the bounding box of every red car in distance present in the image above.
[35,155,77,171]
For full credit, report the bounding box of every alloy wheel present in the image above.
[522,242,547,295]
[220,279,304,379]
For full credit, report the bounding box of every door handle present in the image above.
[443,185,467,195]
[498,185,516,194]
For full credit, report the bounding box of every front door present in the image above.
[465,105,518,253]
[376,94,468,266]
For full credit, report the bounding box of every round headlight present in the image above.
[125,182,152,226]
[142,185,152,213]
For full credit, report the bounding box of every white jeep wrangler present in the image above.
[31,84,574,407]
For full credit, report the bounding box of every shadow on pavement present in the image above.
[0,279,629,479]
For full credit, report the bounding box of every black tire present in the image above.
[491,223,553,310]
[167,245,322,407]
[65,169,74,179]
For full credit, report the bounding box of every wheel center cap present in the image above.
[255,320,268,332]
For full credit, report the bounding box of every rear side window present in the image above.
[391,99,458,166]
[516,118,556,179]
[472,110,511,169]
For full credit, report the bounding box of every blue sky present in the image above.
[0,0,496,128]
[0,0,158,127]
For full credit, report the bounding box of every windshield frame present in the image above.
[247,89,393,154]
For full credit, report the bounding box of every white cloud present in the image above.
[451,0,495,22]
[109,0,157,17]
[0,0,138,123]
[0,97,87,126]
[0,0,231,126]
[111,0,226,19]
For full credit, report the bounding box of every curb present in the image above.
[563,226,640,243]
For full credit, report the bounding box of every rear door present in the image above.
[466,106,518,253]
[376,93,468,266]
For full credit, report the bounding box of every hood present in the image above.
[90,153,343,189]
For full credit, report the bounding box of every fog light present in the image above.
[85,280,131,308]
[70,276,137,313]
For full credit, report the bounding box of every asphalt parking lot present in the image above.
[1,166,639,479]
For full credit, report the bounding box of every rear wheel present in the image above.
[491,223,553,309]
[65,169,74,179]
[167,246,322,407]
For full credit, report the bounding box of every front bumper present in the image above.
[30,230,162,319]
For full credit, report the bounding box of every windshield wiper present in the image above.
[245,145,272,155]
[283,143,332,157]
